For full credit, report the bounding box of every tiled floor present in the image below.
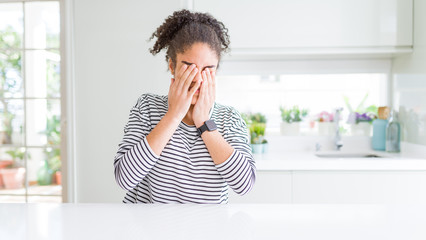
[0,185,62,203]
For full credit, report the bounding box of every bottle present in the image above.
[37,159,53,185]
[372,107,389,151]
[386,110,401,153]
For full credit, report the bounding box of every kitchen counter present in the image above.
[1,203,426,240]
[254,151,426,171]
[250,136,426,171]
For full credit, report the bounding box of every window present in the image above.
[0,1,62,203]
[216,60,389,136]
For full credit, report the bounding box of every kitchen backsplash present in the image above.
[394,74,426,145]
[392,0,425,146]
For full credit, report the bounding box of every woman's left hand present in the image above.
[192,68,216,128]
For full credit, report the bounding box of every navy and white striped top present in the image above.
[113,93,256,203]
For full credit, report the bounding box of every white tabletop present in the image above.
[1,203,426,240]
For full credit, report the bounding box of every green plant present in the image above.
[242,112,267,144]
[344,93,378,124]
[250,113,267,124]
[36,114,60,186]
[46,148,61,172]
[42,114,61,145]
[40,114,61,172]
[343,93,378,115]
[36,114,61,184]
[5,148,30,168]
[38,115,61,172]
[250,122,266,144]
[280,106,308,123]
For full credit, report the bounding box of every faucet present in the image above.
[334,107,344,151]
[315,142,322,152]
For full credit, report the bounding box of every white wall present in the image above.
[72,0,181,202]
[69,0,423,203]
[392,0,426,145]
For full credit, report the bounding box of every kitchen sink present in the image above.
[315,152,383,158]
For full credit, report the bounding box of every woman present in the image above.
[113,9,256,203]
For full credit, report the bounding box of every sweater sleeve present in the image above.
[113,94,161,190]
[215,108,256,196]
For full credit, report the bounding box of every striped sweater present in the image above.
[113,93,256,203]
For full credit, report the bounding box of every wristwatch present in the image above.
[197,119,217,136]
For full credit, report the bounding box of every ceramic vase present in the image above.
[0,168,25,189]
[280,122,300,136]
[350,122,372,136]
[251,144,263,154]
[317,122,335,136]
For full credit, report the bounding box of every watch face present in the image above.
[205,120,217,130]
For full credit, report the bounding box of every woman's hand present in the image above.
[167,63,201,121]
[193,68,216,128]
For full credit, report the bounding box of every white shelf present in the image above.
[223,47,414,61]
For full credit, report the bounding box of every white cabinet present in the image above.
[231,170,426,204]
[228,171,292,203]
[193,0,413,57]
[292,171,426,204]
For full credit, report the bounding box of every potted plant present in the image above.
[315,111,335,136]
[242,112,268,154]
[0,148,27,189]
[250,122,267,154]
[47,148,61,185]
[344,94,377,136]
[53,158,61,185]
[0,158,13,188]
[347,112,377,136]
[279,106,308,135]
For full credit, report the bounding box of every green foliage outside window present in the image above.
[1,25,61,178]
[0,26,22,144]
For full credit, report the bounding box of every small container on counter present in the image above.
[386,110,401,153]
[372,106,389,151]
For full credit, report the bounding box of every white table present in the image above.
[1,203,426,240]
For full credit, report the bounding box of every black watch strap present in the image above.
[197,120,217,136]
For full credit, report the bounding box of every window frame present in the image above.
[0,0,69,203]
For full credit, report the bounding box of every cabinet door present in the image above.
[228,171,292,203]
[194,0,412,48]
[292,171,426,204]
